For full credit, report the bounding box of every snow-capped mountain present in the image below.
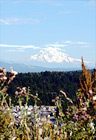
[29,47,81,63]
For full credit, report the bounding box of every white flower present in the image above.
[12,137,16,140]
[83,107,87,111]
[93,95,96,101]
[24,105,28,110]
[44,137,51,140]
[3,76,7,80]
[48,115,50,118]
[9,122,14,127]
[90,122,94,130]
[10,67,18,75]
[39,128,43,136]
[27,111,31,115]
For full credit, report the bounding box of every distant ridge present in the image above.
[0,61,82,73]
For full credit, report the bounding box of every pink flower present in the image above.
[74,114,78,121]
[89,90,92,94]
[55,96,59,101]
[83,116,86,120]
[17,87,21,90]
[10,67,18,75]
[15,91,19,95]
[52,99,55,103]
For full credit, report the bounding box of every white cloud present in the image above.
[0,44,40,49]
[29,47,82,63]
[45,42,68,48]
[0,18,40,25]
[0,19,9,25]
[64,41,73,44]
[6,49,25,52]
[76,41,90,45]
[63,40,89,45]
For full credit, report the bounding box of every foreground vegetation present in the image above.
[0,58,96,140]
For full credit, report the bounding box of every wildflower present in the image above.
[55,96,59,101]
[90,122,94,130]
[8,67,18,83]
[15,91,19,95]
[59,95,63,98]
[60,130,63,134]
[36,92,38,96]
[83,107,87,111]
[0,67,6,74]
[3,76,7,80]
[20,87,26,96]
[9,122,14,127]
[17,87,21,90]
[83,116,86,120]
[74,114,78,121]
[82,103,85,106]
[93,95,96,101]
[10,67,18,75]
[52,99,55,103]
[89,90,92,94]
[12,137,16,140]
[0,76,7,82]
[50,123,53,127]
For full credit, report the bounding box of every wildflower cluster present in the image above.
[58,58,96,140]
[0,67,18,93]
[15,87,27,96]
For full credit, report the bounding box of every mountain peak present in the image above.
[29,47,81,63]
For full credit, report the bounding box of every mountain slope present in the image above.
[29,47,81,63]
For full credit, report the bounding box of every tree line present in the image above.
[7,70,82,106]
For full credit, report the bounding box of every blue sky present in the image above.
[0,0,96,68]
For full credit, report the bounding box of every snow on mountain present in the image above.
[29,47,81,63]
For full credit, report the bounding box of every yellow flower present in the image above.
[50,123,53,127]
[60,130,63,134]
[58,138,60,140]
[82,139,85,140]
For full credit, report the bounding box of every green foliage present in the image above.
[7,70,82,106]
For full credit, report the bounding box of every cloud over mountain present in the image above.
[29,47,81,63]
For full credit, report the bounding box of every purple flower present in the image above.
[83,112,87,120]
[89,90,92,94]
[83,116,86,120]
[74,114,78,121]
[82,103,85,106]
